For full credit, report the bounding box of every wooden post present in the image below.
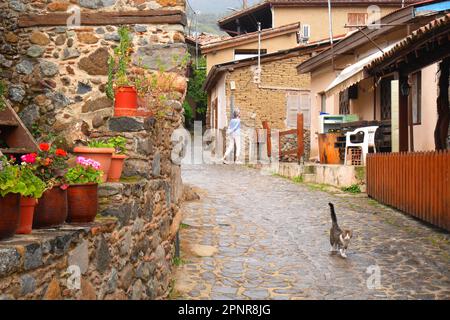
[262,121,271,158]
[297,113,304,161]
[435,58,450,150]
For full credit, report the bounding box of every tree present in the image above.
[187,57,207,121]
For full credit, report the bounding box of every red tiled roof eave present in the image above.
[366,13,450,71]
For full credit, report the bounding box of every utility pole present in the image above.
[243,0,248,9]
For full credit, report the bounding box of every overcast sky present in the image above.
[187,0,262,14]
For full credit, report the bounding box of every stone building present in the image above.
[0,0,188,300]
[203,40,338,162]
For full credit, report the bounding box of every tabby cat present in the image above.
[329,203,353,258]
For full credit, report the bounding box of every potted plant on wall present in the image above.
[107,136,128,182]
[107,26,138,117]
[16,153,46,234]
[33,143,70,229]
[65,157,103,223]
[73,139,115,183]
[0,156,21,240]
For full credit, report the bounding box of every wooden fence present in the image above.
[366,151,450,232]
[262,113,304,161]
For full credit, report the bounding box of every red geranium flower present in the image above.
[39,143,50,152]
[55,149,67,157]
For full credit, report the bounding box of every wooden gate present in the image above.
[366,151,450,231]
[262,113,304,161]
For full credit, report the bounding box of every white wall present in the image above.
[413,63,439,152]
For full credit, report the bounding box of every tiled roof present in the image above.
[185,33,231,46]
[201,22,301,53]
[366,13,450,70]
[218,0,421,25]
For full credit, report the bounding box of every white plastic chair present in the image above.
[344,126,379,165]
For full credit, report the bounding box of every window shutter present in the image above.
[286,93,300,128]
[286,92,311,128]
[299,93,311,129]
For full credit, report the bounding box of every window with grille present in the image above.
[411,71,422,125]
[339,89,350,115]
[380,76,394,120]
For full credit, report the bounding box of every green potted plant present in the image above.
[73,139,115,183]
[32,143,70,229]
[107,26,138,117]
[16,155,47,234]
[0,156,21,240]
[65,156,103,223]
[107,136,128,182]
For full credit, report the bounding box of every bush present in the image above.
[342,184,362,194]
[183,101,193,127]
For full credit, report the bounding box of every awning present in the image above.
[325,42,398,97]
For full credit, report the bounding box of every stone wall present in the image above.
[280,129,311,163]
[0,110,184,300]
[0,0,187,148]
[0,0,187,300]
[223,54,311,131]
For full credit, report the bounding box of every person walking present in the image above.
[223,109,242,164]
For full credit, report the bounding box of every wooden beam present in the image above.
[18,10,187,28]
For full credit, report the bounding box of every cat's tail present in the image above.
[329,203,338,227]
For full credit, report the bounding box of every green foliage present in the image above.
[65,165,103,185]
[183,101,193,126]
[172,256,188,267]
[106,26,133,100]
[17,165,46,199]
[107,136,127,155]
[87,140,115,149]
[187,57,207,115]
[0,79,6,112]
[0,157,46,198]
[35,143,69,185]
[342,184,362,194]
[292,175,304,184]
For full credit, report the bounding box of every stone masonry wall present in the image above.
[0,0,187,300]
[224,54,311,131]
[0,112,184,300]
[0,0,186,148]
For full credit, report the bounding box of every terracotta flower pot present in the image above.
[108,154,127,182]
[114,86,138,117]
[17,197,37,235]
[73,147,115,183]
[67,183,98,223]
[0,193,21,240]
[33,186,68,229]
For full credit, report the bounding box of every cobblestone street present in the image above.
[173,164,450,300]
